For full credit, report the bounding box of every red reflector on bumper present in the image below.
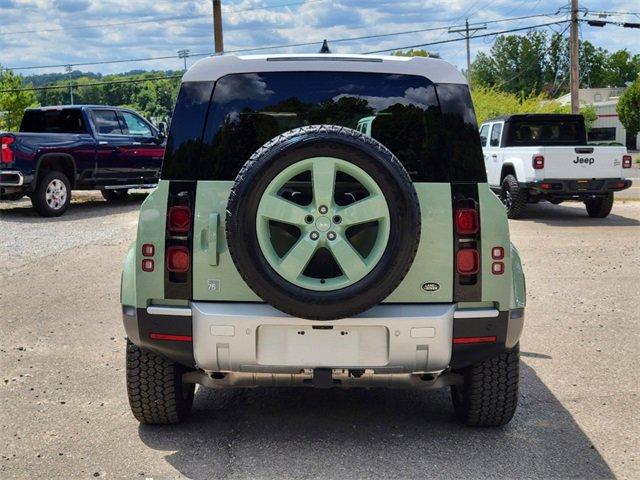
[453,336,497,345]
[149,333,193,342]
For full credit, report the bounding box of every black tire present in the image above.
[585,193,613,218]
[31,170,71,217]
[125,339,194,425]
[226,125,421,320]
[500,175,527,219]
[451,344,520,427]
[101,188,129,202]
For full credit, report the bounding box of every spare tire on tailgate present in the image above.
[226,125,421,320]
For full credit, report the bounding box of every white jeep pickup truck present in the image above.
[479,114,632,218]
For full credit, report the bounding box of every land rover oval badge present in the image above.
[421,282,440,292]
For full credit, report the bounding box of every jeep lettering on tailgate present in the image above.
[574,156,595,165]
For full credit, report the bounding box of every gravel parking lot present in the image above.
[1,193,638,479]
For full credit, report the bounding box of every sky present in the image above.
[0,0,638,77]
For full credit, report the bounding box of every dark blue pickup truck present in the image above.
[0,105,165,216]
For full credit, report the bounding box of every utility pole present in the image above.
[177,49,190,71]
[212,0,224,54]
[569,0,580,114]
[449,19,487,88]
[65,65,74,105]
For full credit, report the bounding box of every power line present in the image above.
[5,11,565,72]
[0,75,182,94]
[0,0,327,37]
[364,20,570,54]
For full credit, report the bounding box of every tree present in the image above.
[617,75,640,137]
[0,68,37,131]
[392,49,438,58]
[471,87,568,124]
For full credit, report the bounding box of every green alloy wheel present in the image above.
[226,125,421,320]
[256,157,390,291]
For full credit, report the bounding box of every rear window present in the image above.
[505,117,586,146]
[162,72,486,183]
[20,109,86,134]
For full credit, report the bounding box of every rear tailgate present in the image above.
[541,146,626,179]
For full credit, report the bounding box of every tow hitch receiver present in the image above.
[312,368,334,388]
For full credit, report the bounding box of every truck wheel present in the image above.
[31,170,71,217]
[585,193,613,218]
[500,175,526,219]
[226,125,421,320]
[101,188,129,202]
[451,344,520,427]
[125,339,194,424]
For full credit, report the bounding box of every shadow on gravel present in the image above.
[138,363,613,479]
[514,202,639,227]
[0,193,147,223]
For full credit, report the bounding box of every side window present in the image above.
[120,112,153,137]
[93,110,122,135]
[479,124,490,147]
[490,123,502,147]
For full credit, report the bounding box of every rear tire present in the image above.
[500,175,526,219]
[125,339,194,425]
[101,188,129,202]
[451,344,520,427]
[31,170,71,217]
[585,193,613,218]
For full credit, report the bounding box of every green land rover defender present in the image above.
[121,54,526,427]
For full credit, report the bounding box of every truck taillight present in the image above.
[168,206,191,233]
[622,155,632,169]
[455,208,478,235]
[1,136,14,163]
[532,155,544,169]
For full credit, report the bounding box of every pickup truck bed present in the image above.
[0,105,165,216]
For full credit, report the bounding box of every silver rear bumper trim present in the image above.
[0,171,24,186]
[146,305,192,317]
[191,302,457,374]
[454,308,499,319]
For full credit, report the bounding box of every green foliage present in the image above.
[580,104,597,131]
[471,32,640,96]
[392,49,438,58]
[33,71,181,124]
[617,75,640,137]
[0,68,38,131]
[471,87,568,124]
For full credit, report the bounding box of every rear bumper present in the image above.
[123,303,524,374]
[524,178,631,198]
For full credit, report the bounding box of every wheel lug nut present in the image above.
[310,231,319,240]
[327,231,336,241]
[318,205,328,214]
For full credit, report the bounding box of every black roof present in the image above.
[483,113,584,124]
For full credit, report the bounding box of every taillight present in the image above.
[455,208,479,235]
[168,206,191,233]
[141,259,154,272]
[166,246,190,272]
[456,248,479,275]
[622,155,632,168]
[141,243,155,257]
[1,136,15,163]
[491,246,504,260]
[532,155,544,169]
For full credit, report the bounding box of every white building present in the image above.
[557,87,639,150]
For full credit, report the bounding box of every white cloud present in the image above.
[0,0,635,77]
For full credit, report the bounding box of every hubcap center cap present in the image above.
[315,216,331,232]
